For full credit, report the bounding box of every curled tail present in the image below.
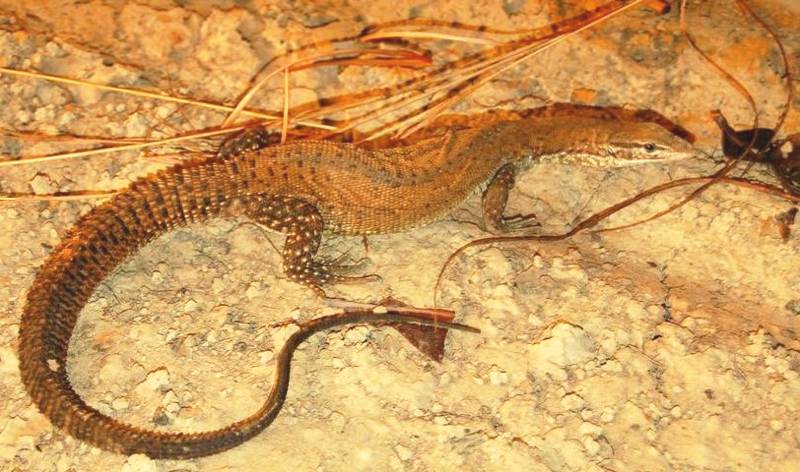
[18,159,265,458]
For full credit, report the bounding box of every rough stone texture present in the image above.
[0,0,799,470]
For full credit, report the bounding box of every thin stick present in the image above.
[601,0,793,233]
[434,176,800,304]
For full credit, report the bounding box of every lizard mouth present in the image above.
[623,153,695,165]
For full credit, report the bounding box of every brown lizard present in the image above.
[18,113,695,458]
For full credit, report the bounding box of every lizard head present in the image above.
[602,121,696,166]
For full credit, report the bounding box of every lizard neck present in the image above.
[481,116,630,168]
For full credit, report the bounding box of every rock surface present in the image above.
[0,1,798,471]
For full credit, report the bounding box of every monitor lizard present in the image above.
[18,113,695,458]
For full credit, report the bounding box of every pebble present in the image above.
[259,350,274,363]
[111,398,129,411]
[769,420,784,432]
[183,299,199,313]
[561,393,585,411]
[142,368,170,391]
[395,444,414,461]
[121,454,157,472]
[29,173,57,194]
[489,369,509,385]
[583,437,601,456]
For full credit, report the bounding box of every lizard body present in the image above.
[18,114,694,458]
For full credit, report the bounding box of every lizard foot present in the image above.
[321,253,382,285]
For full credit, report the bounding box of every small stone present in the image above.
[17,110,32,124]
[111,398,129,411]
[0,347,19,375]
[785,299,800,316]
[395,444,414,461]
[164,329,178,343]
[56,455,72,472]
[259,350,274,363]
[579,421,602,437]
[156,106,172,119]
[34,105,56,122]
[142,368,170,391]
[122,114,149,137]
[583,437,601,456]
[489,369,509,385]
[245,282,262,299]
[433,416,449,425]
[561,393,585,411]
[769,420,784,431]
[345,326,369,344]
[212,277,225,294]
[670,406,682,418]
[121,454,157,472]
[0,417,33,453]
[183,299,199,313]
[162,390,178,406]
[528,324,595,368]
[30,173,57,194]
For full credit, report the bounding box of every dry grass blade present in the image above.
[360,31,501,45]
[294,0,643,139]
[281,57,291,144]
[0,66,329,128]
[0,189,118,201]
[221,47,432,128]
[361,0,642,46]
[373,0,647,140]
[0,127,243,168]
[1,128,144,145]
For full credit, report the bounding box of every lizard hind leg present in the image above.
[482,163,541,234]
[243,195,377,293]
[216,126,275,160]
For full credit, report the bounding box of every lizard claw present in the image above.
[325,255,370,273]
[329,273,383,285]
[290,259,381,291]
[320,254,381,284]
[494,212,541,234]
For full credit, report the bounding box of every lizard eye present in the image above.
[644,143,657,152]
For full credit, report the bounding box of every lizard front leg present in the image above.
[482,163,540,234]
[243,195,371,292]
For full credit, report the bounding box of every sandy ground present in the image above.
[1,0,799,471]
